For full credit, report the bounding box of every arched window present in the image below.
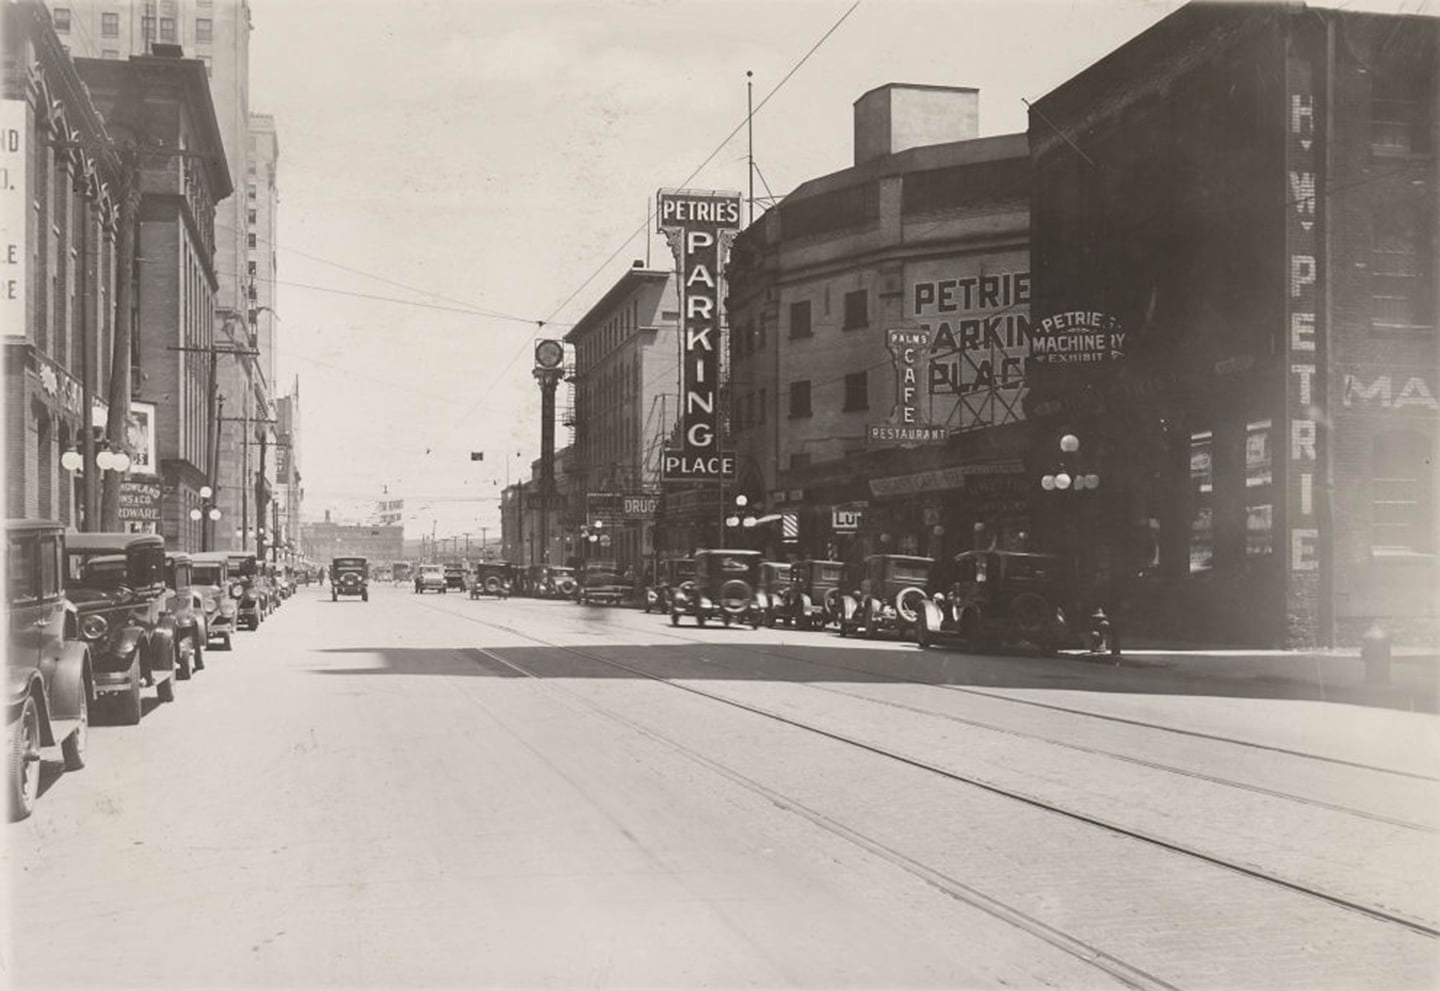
[1371,430,1435,554]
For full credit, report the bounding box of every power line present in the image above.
[542,0,864,326]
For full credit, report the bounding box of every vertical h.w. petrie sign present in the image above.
[658,188,741,483]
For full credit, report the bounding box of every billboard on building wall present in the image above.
[2,101,25,339]
[126,402,157,475]
[658,188,741,482]
[908,256,1031,435]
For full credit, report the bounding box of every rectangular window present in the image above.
[789,452,811,470]
[247,185,257,200]
[247,209,257,225]
[843,289,868,330]
[1371,58,1430,157]
[843,370,868,411]
[141,15,154,39]
[789,379,812,418]
[101,11,118,36]
[160,17,175,41]
[195,18,212,42]
[1372,204,1431,329]
[247,261,257,276]
[1245,420,1273,557]
[1189,430,1214,573]
[789,300,811,339]
[247,233,257,248]
[102,49,119,59]
[1372,431,1434,554]
[53,8,71,31]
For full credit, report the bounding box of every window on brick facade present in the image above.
[101,11,118,36]
[1188,430,1214,573]
[102,49,119,59]
[196,18,212,42]
[53,8,71,31]
[789,452,811,470]
[842,289,868,330]
[789,379,812,418]
[1372,430,1434,554]
[160,17,175,41]
[247,261,256,276]
[248,209,257,225]
[789,300,811,338]
[1371,57,1431,157]
[843,370,868,411]
[1371,204,1432,329]
[140,15,154,39]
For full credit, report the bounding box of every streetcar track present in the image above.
[417,596,1440,938]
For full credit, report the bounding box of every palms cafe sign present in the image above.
[658,188,741,482]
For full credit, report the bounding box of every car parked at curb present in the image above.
[469,561,514,599]
[644,557,695,615]
[163,551,207,680]
[64,532,178,725]
[577,560,631,605]
[7,520,90,821]
[774,559,846,630]
[442,562,467,593]
[189,552,237,651]
[671,550,762,628]
[754,561,793,627]
[225,552,266,629]
[838,554,933,640]
[916,549,1079,655]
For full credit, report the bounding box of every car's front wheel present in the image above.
[115,677,142,725]
[156,673,176,704]
[8,695,42,821]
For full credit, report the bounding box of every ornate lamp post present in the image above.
[188,485,222,551]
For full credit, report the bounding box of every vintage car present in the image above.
[414,564,447,594]
[64,532,178,725]
[916,550,1079,654]
[163,551,207,679]
[442,562,467,593]
[839,554,933,640]
[391,562,413,585]
[189,552,238,650]
[671,549,762,628]
[576,560,631,606]
[524,565,577,599]
[225,552,267,629]
[469,561,514,599]
[753,561,793,627]
[644,557,695,614]
[330,556,370,602]
[774,559,846,630]
[7,521,90,820]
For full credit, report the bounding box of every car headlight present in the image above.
[230,583,245,598]
[80,613,109,640]
[220,602,238,616]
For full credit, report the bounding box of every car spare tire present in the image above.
[894,586,927,624]
[719,579,752,615]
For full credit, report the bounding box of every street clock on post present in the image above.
[534,339,564,372]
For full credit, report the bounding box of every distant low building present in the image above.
[302,512,403,563]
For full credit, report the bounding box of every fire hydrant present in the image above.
[1362,623,1391,684]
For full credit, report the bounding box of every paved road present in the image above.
[6,583,1437,988]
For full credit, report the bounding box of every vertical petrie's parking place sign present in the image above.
[658,189,741,483]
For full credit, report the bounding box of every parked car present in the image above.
[442,562,467,593]
[330,556,370,602]
[391,562,413,585]
[225,552,266,629]
[916,550,1079,654]
[6,520,90,820]
[189,552,237,650]
[414,564,447,594]
[64,532,178,725]
[163,551,207,679]
[672,550,762,628]
[839,554,933,640]
[577,560,631,605]
[754,561,793,627]
[644,557,695,614]
[775,559,846,630]
[469,561,514,599]
[523,565,577,599]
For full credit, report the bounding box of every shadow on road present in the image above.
[309,643,1438,713]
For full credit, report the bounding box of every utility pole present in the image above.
[100,156,141,531]
[256,428,269,563]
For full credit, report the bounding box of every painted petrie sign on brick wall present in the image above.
[1284,42,1325,644]
[658,188,741,482]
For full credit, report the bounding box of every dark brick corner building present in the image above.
[1028,2,1437,646]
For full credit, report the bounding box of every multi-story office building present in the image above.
[727,84,1031,566]
[273,380,301,559]
[563,265,680,574]
[75,50,232,549]
[1027,2,1437,646]
[3,2,122,526]
[301,513,403,564]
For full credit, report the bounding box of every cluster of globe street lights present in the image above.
[1039,433,1101,492]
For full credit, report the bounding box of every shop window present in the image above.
[1245,420,1273,557]
[789,300,811,339]
[843,370,868,411]
[196,18,213,43]
[788,379,812,418]
[842,289,868,330]
[1189,430,1214,573]
[101,11,118,37]
[1371,203,1431,329]
[1371,430,1434,554]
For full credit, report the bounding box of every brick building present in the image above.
[301,514,403,564]
[3,1,122,527]
[726,84,1032,566]
[1027,2,1437,646]
[76,49,231,550]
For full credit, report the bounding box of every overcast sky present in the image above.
[245,0,1426,543]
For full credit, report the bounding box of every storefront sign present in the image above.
[868,461,1024,498]
[832,509,862,532]
[587,491,660,522]
[117,479,162,523]
[1029,311,1126,365]
[1286,55,1322,583]
[1,101,25,339]
[659,188,741,483]
[869,327,947,445]
[910,257,1031,433]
